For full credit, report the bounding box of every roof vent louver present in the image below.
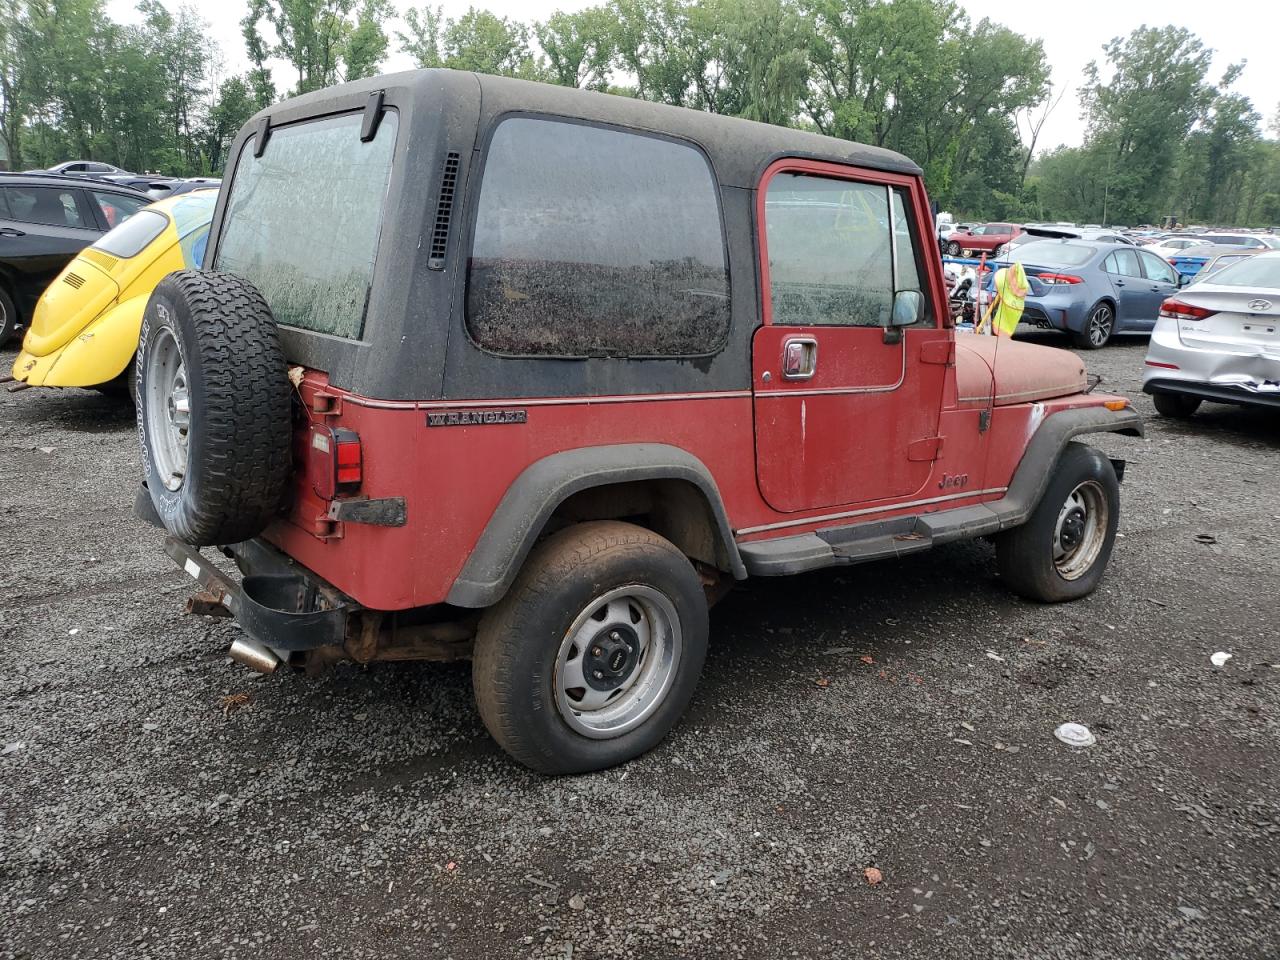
[427,152,461,271]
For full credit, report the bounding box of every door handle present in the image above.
[1114,279,1125,287]
[782,337,817,380]
[0,227,25,238]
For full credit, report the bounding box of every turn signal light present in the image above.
[1103,399,1129,411]
[1160,299,1217,321]
[309,424,362,500]
[1037,273,1083,285]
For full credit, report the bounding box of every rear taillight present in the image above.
[1037,273,1083,284]
[1160,299,1217,321]
[309,424,362,500]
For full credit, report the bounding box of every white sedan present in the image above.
[1142,251,1280,417]
[1144,236,1211,261]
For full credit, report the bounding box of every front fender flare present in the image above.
[446,443,745,609]
[999,404,1143,531]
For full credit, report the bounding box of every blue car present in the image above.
[984,239,1180,349]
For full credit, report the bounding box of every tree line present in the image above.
[2,0,1276,226]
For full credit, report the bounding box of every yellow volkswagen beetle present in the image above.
[11,190,217,396]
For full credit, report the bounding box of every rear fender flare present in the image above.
[999,405,1143,531]
[446,443,745,609]
[41,295,146,386]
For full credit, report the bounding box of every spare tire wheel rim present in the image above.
[145,323,190,492]
[553,584,683,740]
[1053,480,1108,580]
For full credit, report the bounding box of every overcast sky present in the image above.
[107,0,1280,153]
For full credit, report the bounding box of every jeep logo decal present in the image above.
[426,409,528,427]
[938,473,969,490]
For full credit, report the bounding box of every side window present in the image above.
[5,187,89,227]
[1104,248,1141,277]
[969,225,986,235]
[1139,251,1176,284]
[467,118,729,357]
[0,189,10,219]
[91,191,146,229]
[62,163,86,172]
[765,174,924,328]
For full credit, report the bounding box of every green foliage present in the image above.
[1,0,1275,228]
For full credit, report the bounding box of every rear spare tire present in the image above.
[137,270,291,546]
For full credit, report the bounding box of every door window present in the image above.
[1138,251,1176,284]
[4,186,89,227]
[764,174,900,327]
[91,191,146,229]
[467,117,729,358]
[1104,249,1142,277]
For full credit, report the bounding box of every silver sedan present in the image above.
[1143,251,1280,417]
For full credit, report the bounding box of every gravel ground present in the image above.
[2,334,1278,959]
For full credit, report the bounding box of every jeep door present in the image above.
[751,161,950,513]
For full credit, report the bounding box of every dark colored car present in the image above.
[984,239,1179,348]
[944,222,1023,256]
[132,69,1140,775]
[0,173,150,342]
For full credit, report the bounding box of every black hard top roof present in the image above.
[249,68,921,187]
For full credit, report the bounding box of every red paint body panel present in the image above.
[258,157,1126,614]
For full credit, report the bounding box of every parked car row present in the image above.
[0,171,217,345]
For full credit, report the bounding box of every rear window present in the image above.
[1010,242,1095,268]
[92,209,168,258]
[1203,255,1280,287]
[215,110,398,340]
[466,117,729,358]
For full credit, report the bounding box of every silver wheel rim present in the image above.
[553,584,682,740]
[1053,480,1108,580]
[144,326,190,492]
[1088,306,1112,347]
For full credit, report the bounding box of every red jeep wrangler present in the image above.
[134,71,1141,774]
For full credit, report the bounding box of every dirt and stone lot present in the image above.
[2,335,1278,959]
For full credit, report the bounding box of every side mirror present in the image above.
[1177,273,1190,288]
[891,289,924,326]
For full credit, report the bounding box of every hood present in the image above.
[22,256,120,357]
[955,333,1087,407]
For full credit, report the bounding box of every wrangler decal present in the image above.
[426,409,528,427]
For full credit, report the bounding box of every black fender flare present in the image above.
[997,404,1143,531]
[446,443,746,608]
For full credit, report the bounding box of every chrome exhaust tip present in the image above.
[229,636,280,674]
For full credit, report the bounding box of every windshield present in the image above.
[1010,242,1096,268]
[91,209,168,259]
[1202,254,1280,288]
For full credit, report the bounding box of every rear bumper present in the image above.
[137,485,352,654]
[1142,322,1280,409]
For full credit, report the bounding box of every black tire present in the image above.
[0,286,16,345]
[1072,302,1114,349]
[472,520,710,775]
[92,358,137,404]
[996,442,1120,603]
[947,241,962,256]
[136,270,291,546]
[1152,392,1201,419]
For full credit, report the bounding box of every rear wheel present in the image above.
[1072,302,1114,349]
[0,286,16,345]
[996,442,1120,603]
[472,521,709,775]
[1152,392,1201,419]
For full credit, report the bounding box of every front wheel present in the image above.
[1152,392,1201,419]
[996,442,1120,603]
[947,241,962,256]
[472,521,709,775]
[1073,303,1114,349]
